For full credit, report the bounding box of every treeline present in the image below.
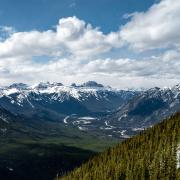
[59,113,180,180]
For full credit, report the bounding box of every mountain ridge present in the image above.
[0,81,138,116]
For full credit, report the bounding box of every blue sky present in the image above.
[0,0,179,89]
[0,0,157,32]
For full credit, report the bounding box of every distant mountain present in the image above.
[0,81,138,118]
[108,84,180,130]
[60,113,180,180]
[61,83,180,139]
[3,81,180,140]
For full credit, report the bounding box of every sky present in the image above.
[0,0,179,89]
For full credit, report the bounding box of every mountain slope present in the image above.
[0,82,138,117]
[60,113,180,180]
[103,84,180,138]
[0,82,140,139]
[0,107,118,180]
[0,107,117,151]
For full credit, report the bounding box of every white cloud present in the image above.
[120,0,180,51]
[0,26,15,35]
[0,0,180,88]
[0,52,180,88]
[0,16,122,58]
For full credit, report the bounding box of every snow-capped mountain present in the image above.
[0,81,138,118]
[107,84,180,131]
[70,84,180,139]
[3,81,180,139]
[62,83,180,139]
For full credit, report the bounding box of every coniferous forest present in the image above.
[59,113,180,180]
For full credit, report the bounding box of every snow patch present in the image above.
[78,117,96,120]
[63,116,69,124]
[177,145,180,169]
[78,126,88,131]
[75,120,92,125]
[121,130,126,136]
[7,167,13,171]
[132,127,145,131]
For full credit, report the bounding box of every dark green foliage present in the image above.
[0,109,118,180]
[0,136,116,180]
[0,142,95,180]
[61,113,180,180]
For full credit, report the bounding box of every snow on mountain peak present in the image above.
[2,82,180,100]
[0,81,113,102]
[2,81,180,105]
[31,82,63,90]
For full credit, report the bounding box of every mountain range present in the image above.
[0,81,137,116]
[1,81,180,139]
[0,81,138,139]
[104,84,180,138]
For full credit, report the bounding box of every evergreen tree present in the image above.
[59,113,180,180]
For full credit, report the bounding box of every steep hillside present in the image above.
[104,84,180,138]
[60,113,180,180]
[110,85,180,128]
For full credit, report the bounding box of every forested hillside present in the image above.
[0,107,117,180]
[60,113,180,180]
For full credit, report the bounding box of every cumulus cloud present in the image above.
[0,16,122,58]
[120,0,180,51]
